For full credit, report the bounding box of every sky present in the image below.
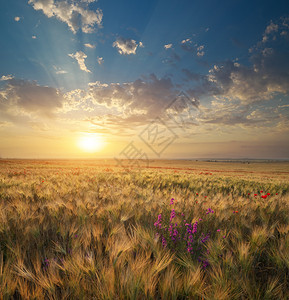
[0,0,289,159]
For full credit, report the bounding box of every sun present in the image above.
[78,135,104,153]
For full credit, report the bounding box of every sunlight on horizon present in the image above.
[77,134,105,153]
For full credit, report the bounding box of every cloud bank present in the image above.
[0,79,64,118]
[28,0,103,33]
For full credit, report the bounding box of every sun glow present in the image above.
[78,135,104,153]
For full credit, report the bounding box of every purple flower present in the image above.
[185,223,192,235]
[198,258,210,269]
[206,208,214,214]
[169,223,174,236]
[170,198,175,205]
[170,209,176,222]
[154,214,162,228]
[200,233,210,243]
[192,222,198,234]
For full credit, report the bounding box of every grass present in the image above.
[0,159,288,299]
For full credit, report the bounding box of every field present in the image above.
[0,159,289,299]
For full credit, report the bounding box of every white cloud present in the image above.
[193,99,285,131]
[180,38,195,53]
[262,21,279,43]
[185,18,289,106]
[32,35,37,39]
[180,39,205,57]
[0,75,14,81]
[56,70,68,74]
[53,66,68,74]
[265,21,278,34]
[28,0,103,34]
[181,38,191,44]
[197,45,205,56]
[201,38,289,103]
[14,16,20,22]
[97,57,103,65]
[0,79,64,118]
[164,43,172,49]
[88,74,179,119]
[88,81,108,87]
[113,37,142,55]
[84,43,95,48]
[68,51,91,73]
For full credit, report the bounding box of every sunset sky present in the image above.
[1,0,289,159]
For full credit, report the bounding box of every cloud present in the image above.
[0,121,12,128]
[196,100,251,126]
[164,43,173,49]
[180,39,205,56]
[262,21,279,43]
[197,45,205,56]
[28,0,103,33]
[84,43,95,48]
[193,99,288,133]
[14,16,21,22]
[265,21,279,34]
[206,50,289,103]
[53,65,68,74]
[0,79,64,118]
[68,51,91,72]
[97,56,103,65]
[180,38,194,52]
[56,70,68,74]
[181,38,191,44]
[1,75,14,81]
[113,37,143,55]
[58,74,200,133]
[88,74,180,119]
[32,35,37,39]
[185,18,289,103]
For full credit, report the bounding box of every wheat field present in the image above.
[0,159,288,299]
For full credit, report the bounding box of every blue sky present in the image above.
[0,0,289,159]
